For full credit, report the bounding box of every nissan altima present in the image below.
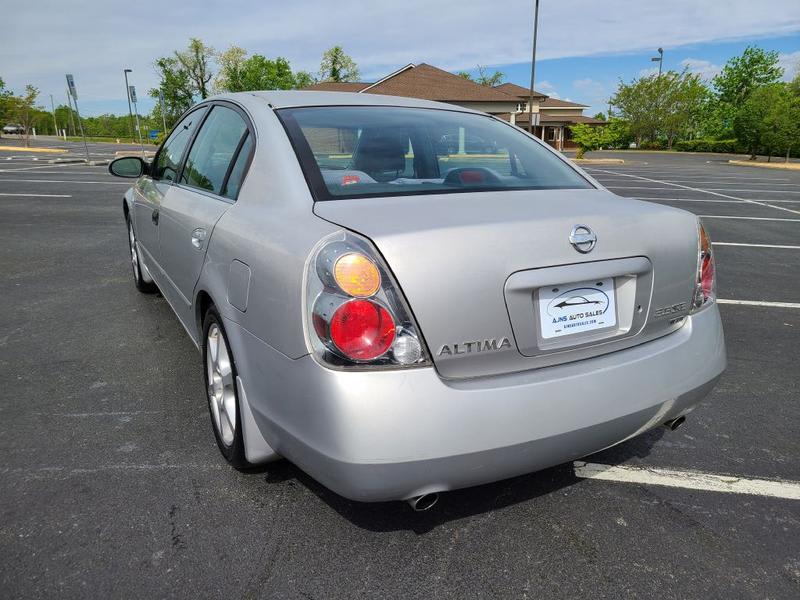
[108,91,726,510]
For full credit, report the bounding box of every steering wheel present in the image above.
[442,167,502,187]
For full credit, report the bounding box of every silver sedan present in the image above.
[109,91,726,510]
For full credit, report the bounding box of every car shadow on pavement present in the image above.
[252,426,666,534]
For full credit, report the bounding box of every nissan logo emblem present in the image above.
[569,224,597,253]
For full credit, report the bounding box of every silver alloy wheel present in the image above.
[206,323,236,447]
[128,220,140,280]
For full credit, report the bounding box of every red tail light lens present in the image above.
[330,300,396,360]
[692,222,716,310]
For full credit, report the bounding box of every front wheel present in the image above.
[203,307,249,469]
[126,216,157,293]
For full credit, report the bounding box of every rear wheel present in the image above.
[126,215,157,293]
[203,307,248,469]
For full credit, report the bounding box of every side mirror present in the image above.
[108,156,150,178]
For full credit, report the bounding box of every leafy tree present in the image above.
[175,38,216,99]
[293,70,315,89]
[713,46,783,107]
[149,56,195,128]
[216,50,304,92]
[593,112,607,121]
[603,118,633,149]
[318,46,359,82]
[569,123,606,159]
[456,71,473,81]
[475,65,504,87]
[8,85,40,146]
[733,83,792,159]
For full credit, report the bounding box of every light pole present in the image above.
[651,47,664,76]
[527,0,540,136]
[124,69,135,142]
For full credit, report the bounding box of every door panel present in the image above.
[157,186,231,326]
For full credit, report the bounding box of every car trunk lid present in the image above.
[314,188,699,379]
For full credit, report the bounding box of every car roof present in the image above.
[210,90,481,114]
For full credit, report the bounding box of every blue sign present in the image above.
[149,130,160,140]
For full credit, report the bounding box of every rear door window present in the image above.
[180,105,249,196]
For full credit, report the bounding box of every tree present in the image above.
[175,38,216,99]
[293,70,315,89]
[733,84,794,160]
[214,46,248,93]
[318,46,359,82]
[456,71,473,81]
[475,65,504,87]
[149,56,195,128]
[215,48,316,92]
[713,46,783,107]
[593,112,607,121]
[8,85,40,146]
[0,77,14,135]
[569,123,606,159]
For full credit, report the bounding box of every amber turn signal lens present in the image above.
[334,253,381,297]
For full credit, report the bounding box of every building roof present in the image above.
[539,97,589,108]
[494,82,548,100]
[515,113,605,125]
[366,63,520,103]
[303,81,370,92]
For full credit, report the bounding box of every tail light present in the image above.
[691,221,716,311]
[305,231,430,369]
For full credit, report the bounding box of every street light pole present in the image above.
[527,0,540,135]
[124,69,135,142]
[651,47,664,76]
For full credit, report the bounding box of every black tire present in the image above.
[202,306,249,469]
[126,215,157,293]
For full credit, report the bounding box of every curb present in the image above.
[728,160,800,171]
[572,158,625,164]
[0,145,69,154]
[114,150,156,158]
[48,158,87,164]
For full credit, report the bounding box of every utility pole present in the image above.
[66,74,90,162]
[65,88,76,136]
[129,85,145,157]
[526,0,540,135]
[651,47,664,76]
[49,94,58,136]
[124,69,135,142]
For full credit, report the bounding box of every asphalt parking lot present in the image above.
[1,140,798,599]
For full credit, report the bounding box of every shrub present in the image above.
[639,140,663,150]
[674,139,740,153]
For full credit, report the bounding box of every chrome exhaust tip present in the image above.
[664,415,686,431]
[407,493,439,512]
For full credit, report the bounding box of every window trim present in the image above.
[152,99,256,203]
[275,105,595,202]
[152,104,209,184]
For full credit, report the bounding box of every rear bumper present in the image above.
[226,305,726,502]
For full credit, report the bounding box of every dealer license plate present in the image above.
[538,278,617,339]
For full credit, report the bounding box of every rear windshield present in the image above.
[277,106,593,201]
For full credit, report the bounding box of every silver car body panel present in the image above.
[121,91,726,500]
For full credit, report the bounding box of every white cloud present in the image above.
[2,0,799,114]
[572,78,608,103]
[778,50,800,80]
[681,58,721,79]
[536,80,560,98]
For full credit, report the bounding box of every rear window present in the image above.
[277,106,592,201]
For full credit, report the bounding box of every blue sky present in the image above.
[2,1,799,119]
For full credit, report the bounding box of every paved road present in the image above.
[0,143,798,598]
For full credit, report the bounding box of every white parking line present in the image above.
[717,299,800,309]
[0,192,72,198]
[589,169,800,216]
[573,462,800,500]
[713,242,800,249]
[0,178,127,185]
[699,215,800,222]
[636,197,744,203]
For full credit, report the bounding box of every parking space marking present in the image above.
[0,178,128,185]
[589,168,800,216]
[713,242,800,249]
[0,192,72,198]
[573,461,800,500]
[635,197,745,203]
[699,215,800,222]
[717,299,800,308]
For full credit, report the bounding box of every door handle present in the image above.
[151,208,159,225]
[191,228,207,250]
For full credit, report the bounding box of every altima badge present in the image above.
[569,225,597,253]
